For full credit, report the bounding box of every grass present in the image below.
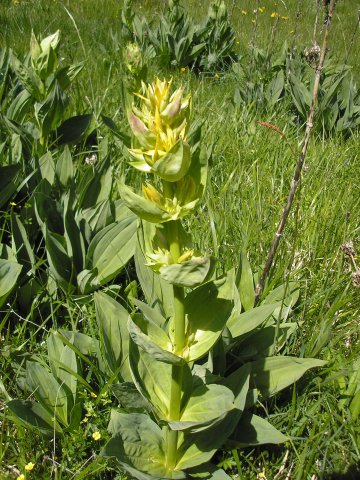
[1,0,360,479]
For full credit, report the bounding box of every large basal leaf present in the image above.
[63,193,86,275]
[111,383,151,413]
[7,399,63,436]
[0,164,20,209]
[45,228,74,290]
[94,291,132,382]
[47,333,78,408]
[228,412,288,447]
[26,361,68,426]
[226,303,278,339]
[0,259,22,308]
[76,154,112,210]
[88,215,137,285]
[55,145,74,187]
[236,251,255,311]
[182,270,235,362]
[102,411,174,479]
[250,356,326,398]
[11,212,35,275]
[39,151,55,185]
[56,114,93,145]
[58,329,99,355]
[81,200,114,236]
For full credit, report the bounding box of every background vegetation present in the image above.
[0,0,359,479]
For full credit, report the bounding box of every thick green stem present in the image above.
[164,214,186,471]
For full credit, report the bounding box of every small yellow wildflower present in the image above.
[259,7,265,13]
[90,392,97,398]
[92,431,101,441]
[17,475,25,480]
[10,201,17,206]
[271,12,279,18]
[82,416,89,423]
[281,16,289,20]
[241,10,247,15]
[180,67,186,73]
[25,462,35,471]
[214,73,220,79]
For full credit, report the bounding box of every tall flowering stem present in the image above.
[122,78,194,470]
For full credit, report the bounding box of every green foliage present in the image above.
[121,0,236,72]
[232,42,360,134]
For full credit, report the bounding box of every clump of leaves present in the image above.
[120,0,236,72]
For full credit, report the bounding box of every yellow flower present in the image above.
[271,12,278,18]
[92,431,101,441]
[259,7,265,13]
[90,392,97,398]
[10,201,17,206]
[25,462,35,471]
[17,475,25,480]
[180,67,186,73]
[214,73,220,78]
[281,16,289,20]
[241,10,247,15]
[128,78,191,176]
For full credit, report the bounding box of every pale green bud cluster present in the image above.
[30,30,60,80]
[123,42,142,74]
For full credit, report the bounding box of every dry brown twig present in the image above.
[254,0,337,303]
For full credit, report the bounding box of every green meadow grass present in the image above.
[1,0,359,479]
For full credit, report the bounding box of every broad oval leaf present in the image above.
[227,303,278,339]
[228,412,288,447]
[94,291,132,382]
[250,356,327,398]
[0,259,22,308]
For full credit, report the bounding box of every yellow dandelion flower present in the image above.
[25,462,35,471]
[281,16,289,20]
[92,431,101,441]
[17,475,25,480]
[241,10,247,15]
[180,67,186,73]
[90,392,97,398]
[271,12,278,18]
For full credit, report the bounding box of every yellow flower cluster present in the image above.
[128,78,190,170]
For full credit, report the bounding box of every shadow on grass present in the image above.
[325,463,360,480]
